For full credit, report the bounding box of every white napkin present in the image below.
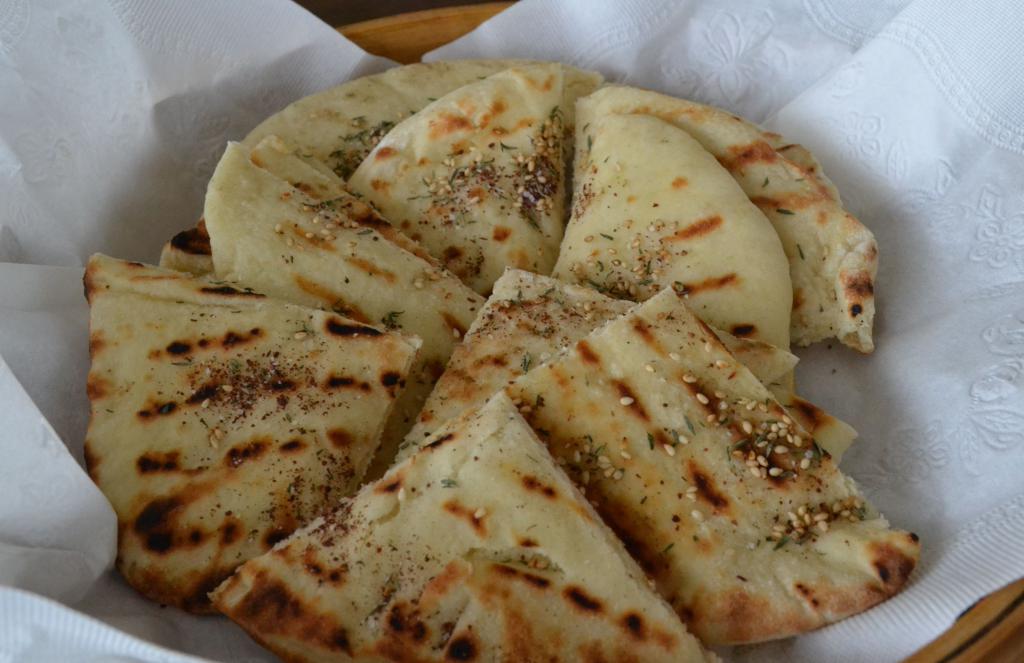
[2,0,1023,661]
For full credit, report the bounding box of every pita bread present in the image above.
[348,64,579,294]
[83,254,418,612]
[575,86,878,352]
[243,60,601,181]
[556,112,793,349]
[203,141,483,475]
[213,392,712,663]
[160,219,213,276]
[506,287,918,644]
[403,269,799,457]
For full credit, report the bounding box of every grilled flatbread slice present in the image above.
[348,64,577,294]
[243,60,601,181]
[403,269,798,456]
[83,254,418,612]
[556,112,792,349]
[160,219,213,276]
[204,141,483,475]
[213,392,712,663]
[575,86,878,352]
[506,287,918,644]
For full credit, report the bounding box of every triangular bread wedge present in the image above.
[575,86,878,352]
[403,269,799,456]
[244,60,601,180]
[203,141,484,474]
[505,287,918,644]
[348,64,577,294]
[83,255,418,612]
[213,392,713,662]
[555,112,793,349]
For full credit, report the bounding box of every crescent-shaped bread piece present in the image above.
[402,269,801,459]
[348,64,579,294]
[555,112,793,349]
[212,392,713,663]
[243,60,601,181]
[203,141,483,474]
[83,254,418,612]
[505,287,918,644]
[575,86,878,352]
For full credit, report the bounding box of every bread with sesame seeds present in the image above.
[506,286,918,644]
[555,112,794,350]
[402,268,802,459]
[574,86,878,352]
[242,60,601,182]
[203,141,484,476]
[348,64,593,294]
[212,392,714,663]
[82,254,418,613]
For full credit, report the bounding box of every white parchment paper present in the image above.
[2,0,1023,661]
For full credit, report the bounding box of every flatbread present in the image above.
[203,141,483,475]
[160,219,213,276]
[213,392,712,663]
[575,86,878,352]
[83,254,418,612]
[243,60,601,181]
[403,269,799,457]
[348,64,579,294]
[556,112,793,349]
[506,287,918,644]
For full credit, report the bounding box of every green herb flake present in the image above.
[600,233,614,240]
[380,311,403,329]
[773,536,791,550]
[776,208,795,215]
[762,177,770,188]
[797,243,806,260]
[662,543,675,555]
[521,353,533,373]
[441,478,457,488]
[647,433,655,450]
[684,416,695,435]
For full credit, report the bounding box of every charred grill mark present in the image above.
[671,177,688,189]
[133,497,182,553]
[443,500,487,535]
[293,277,370,324]
[687,460,730,512]
[225,440,269,468]
[186,384,219,406]
[429,113,474,139]
[851,304,863,316]
[221,328,262,349]
[200,285,264,298]
[576,340,601,366]
[280,439,305,453]
[86,375,110,400]
[492,563,551,589]
[376,478,402,494]
[666,215,723,242]
[344,256,396,283]
[673,273,739,296]
[731,324,756,338]
[518,537,538,548]
[325,317,382,337]
[521,475,558,499]
[564,586,603,613]
[621,612,647,640]
[380,371,403,394]
[441,312,468,340]
[446,634,477,661]
[720,140,778,171]
[137,451,180,473]
[374,146,397,160]
[137,401,178,420]
[425,432,456,450]
[166,341,191,355]
[327,429,354,448]
[325,375,371,391]
[870,542,917,589]
[613,380,649,421]
[843,273,875,297]
[264,528,292,549]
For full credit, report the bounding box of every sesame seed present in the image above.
[714,390,726,399]
[774,445,789,454]
[200,399,210,409]
[620,396,635,406]
[704,342,713,352]
[663,444,675,457]
[221,384,233,393]
[286,237,294,247]
[669,352,681,361]
[294,332,307,340]
[613,469,624,480]
[696,393,710,404]
[814,512,830,522]
[741,421,753,435]
[644,364,655,372]
[757,455,768,467]
[686,486,698,495]
[718,401,728,410]
[782,415,793,425]
[798,506,808,516]
[274,224,283,233]
[706,414,717,423]
[682,373,697,383]
[620,450,632,460]
[749,466,761,477]
[715,359,728,368]
[691,510,703,521]
[604,468,615,478]
[474,508,486,519]
[768,467,783,476]
[817,520,829,533]
[397,487,406,501]
[413,279,424,289]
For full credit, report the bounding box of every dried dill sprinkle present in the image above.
[441,478,458,488]
[776,208,795,215]
[380,311,403,330]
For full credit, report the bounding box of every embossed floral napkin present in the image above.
[2,0,1023,661]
